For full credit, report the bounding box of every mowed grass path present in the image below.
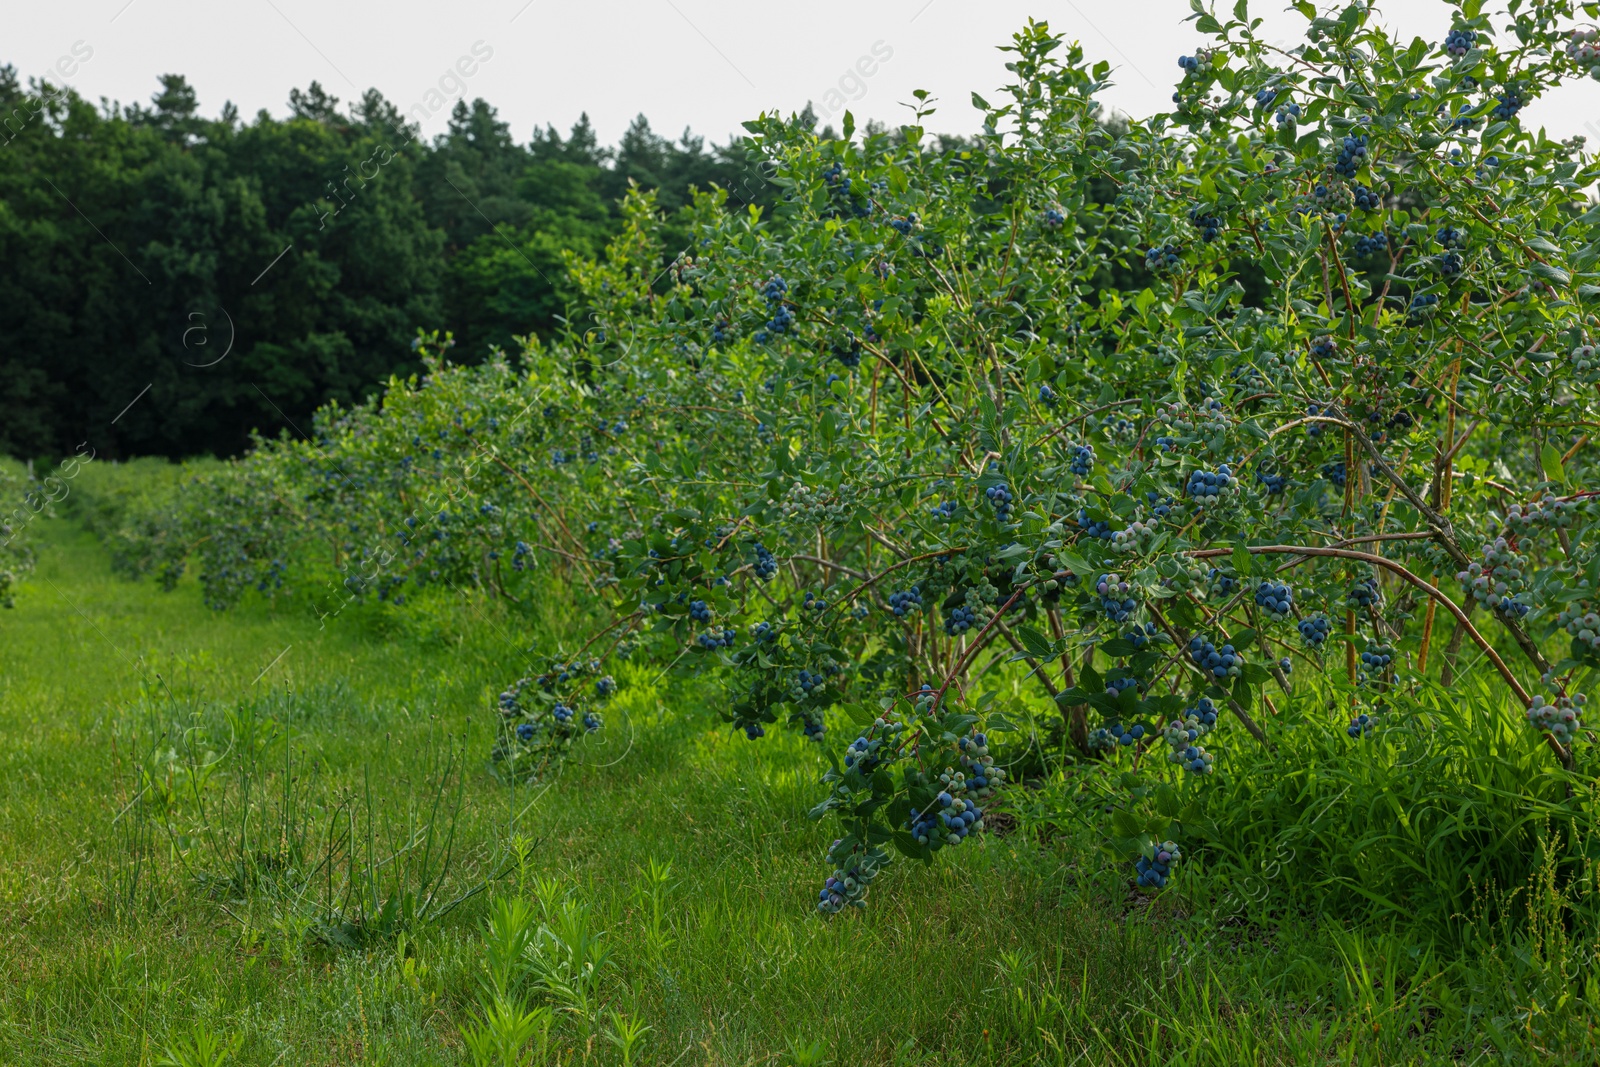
[0,519,1450,1066]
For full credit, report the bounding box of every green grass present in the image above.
[0,517,1592,1065]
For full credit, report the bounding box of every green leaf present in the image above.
[1087,693,1122,716]
[886,796,911,829]
[1541,443,1567,487]
[892,830,930,860]
[1532,262,1571,286]
[1100,638,1138,658]
[1112,809,1142,838]
[1231,627,1257,651]
[1015,625,1056,659]
[1079,663,1104,693]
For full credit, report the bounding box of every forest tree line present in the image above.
[0,69,787,458]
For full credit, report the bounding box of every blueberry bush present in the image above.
[64,2,1600,941]
[0,458,38,608]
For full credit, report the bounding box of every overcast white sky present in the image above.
[12,1,1600,148]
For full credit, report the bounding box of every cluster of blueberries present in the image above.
[1556,602,1600,653]
[1447,102,1477,131]
[1096,573,1139,623]
[1111,518,1152,554]
[698,627,737,650]
[511,540,532,571]
[1125,621,1158,650]
[817,841,886,914]
[1408,292,1441,324]
[1298,614,1332,648]
[1097,721,1147,749]
[843,729,889,774]
[1275,101,1302,127]
[889,212,919,235]
[1348,577,1380,611]
[1209,568,1238,598]
[257,558,288,594]
[791,668,827,701]
[1136,841,1182,889]
[1358,644,1394,679]
[1333,134,1368,178]
[1106,674,1141,699]
[1444,26,1476,57]
[1042,204,1067,229]
[1145,244,1183,273]
[830,334,862,369]
[495,673,605,769]
[1352,184,1382,211]
[888,586,923,617]
[1078,509,1113,540]
[1038,383,1058,407]
[753,542,778,580]
[755,275,794,342]
[1189,635,1245,680]
[1527,693,1585,746]
[986,482,1015,521]
[1257,469,1288,494]
[1069,444,1096,477]
[1189,207,1223,243]
[1572,343,1600,375]
[1505,494,1577,535]
[1352,232,1389,257]
[931,499,959,521]
[1347,712,1376,738]
[908,790,984,849]
[1255,580,1293,622]
[1458,537,1530,618]
[1163,699,1218,776]
[1493,89,1524,121]
[690,599,713,623]
[957,733,1004,798]
[1185,465,1236,505]
[946,604,977,635]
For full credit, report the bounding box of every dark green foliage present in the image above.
[0,72,771,459]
